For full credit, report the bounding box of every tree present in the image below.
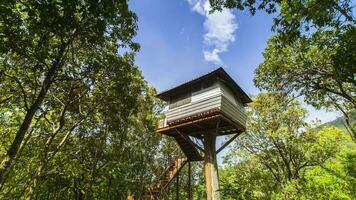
[235,93,339,184]
[209,0,356,140]
[0,81,163,199]
[0,0,143,191]
[254,29,355,140]
[0,44,163,198]
[209,0,355,40]
[220,93,355,199]
[220,157,276,200]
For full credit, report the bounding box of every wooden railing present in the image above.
[141,147,186,200]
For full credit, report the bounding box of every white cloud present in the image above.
[187,0,205,15]
[204,49,222,64]
[187,0,237,65]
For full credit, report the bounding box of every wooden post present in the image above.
[176,171,179,200]
[204,133,220,200]
[188,161,192,200]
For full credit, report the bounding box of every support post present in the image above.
[188,161,192,200]
[204,133,220,200]
[176,171,179,200]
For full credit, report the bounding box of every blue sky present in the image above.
[129,0,339,123]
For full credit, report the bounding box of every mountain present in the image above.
[323,111,355,131]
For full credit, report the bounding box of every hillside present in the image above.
[323,111,355,131]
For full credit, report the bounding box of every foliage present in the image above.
[325,111,356,132]
[0,0,355,199]
[272,148,356,200]
[220,93,356,199]
[254,28,356,140]
[220,157,275,200]
[0,0,165,199]
[209,0,356,140]
[210,0,355,41]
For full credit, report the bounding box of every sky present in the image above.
[129,0,339,124]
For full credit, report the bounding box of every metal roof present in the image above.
[156,67,252,104]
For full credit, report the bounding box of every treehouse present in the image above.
[137,67,251,200]
[156,67,251,138]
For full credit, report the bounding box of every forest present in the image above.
[0,0,355,199]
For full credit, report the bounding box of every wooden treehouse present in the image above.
[136,67,251,200]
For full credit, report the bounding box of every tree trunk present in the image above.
[0,45,66,188]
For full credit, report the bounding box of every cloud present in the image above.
[187,0,237,65]
[204,49,222,64]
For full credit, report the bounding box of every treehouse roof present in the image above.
[157,67,252,104]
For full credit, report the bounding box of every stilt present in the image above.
[188,161,192,200]
[204,133,220,200]
[176,172,179,200]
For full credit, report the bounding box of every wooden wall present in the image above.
[159,80,247,129]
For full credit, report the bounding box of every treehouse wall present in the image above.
[191,82,220,102]
[159,80,247,129]
[219,80,245,112]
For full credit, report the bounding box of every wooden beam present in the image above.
[176,129,205,152]
[193,123,205,129]
[215,119,220,135]
[176,170,179,200]
[188,161,192,200]
[216,133,241,154]
[204,133,220,200]
[187,124,234,138]
[189,133,204,139]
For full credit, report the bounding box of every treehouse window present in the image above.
[169,93,191,109]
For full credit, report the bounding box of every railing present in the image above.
[145,147,186,200]
[158,147,186,181]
